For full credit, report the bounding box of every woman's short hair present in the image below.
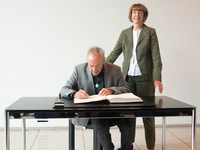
[128,3,148,22]
[87,46,105,60]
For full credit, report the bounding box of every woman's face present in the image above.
[132,10,144,25]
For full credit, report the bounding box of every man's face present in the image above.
[87,53,105,77]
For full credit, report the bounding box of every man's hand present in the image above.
[98,88,113,96]
[74,90,89,99]
[154,80,163,93]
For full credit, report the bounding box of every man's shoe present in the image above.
[117,143,134,150]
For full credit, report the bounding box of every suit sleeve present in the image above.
[60,66,79,98]
[150,29,162,81]
[105,31,124,63]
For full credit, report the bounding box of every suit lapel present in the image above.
[86,65,96,94]
[137,24,149,46]
[126,27,133,45]
[125,27,134,59]
[103,63,110,88]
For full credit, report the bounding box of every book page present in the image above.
[106,93,143,103]
[74,95,107,104]
[74,93,143,104]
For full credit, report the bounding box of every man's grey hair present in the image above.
[87,46,105,60]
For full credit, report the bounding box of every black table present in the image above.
[5,96,196,150]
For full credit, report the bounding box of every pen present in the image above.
[80,86,89,98]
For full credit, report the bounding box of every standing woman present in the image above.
[105,3,163,150]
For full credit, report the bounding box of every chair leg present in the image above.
[69,119,75,150]
[69,119,103,150]
[93,129,103,150]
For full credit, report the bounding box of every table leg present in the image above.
[22,119,26,150]
[69,119,75,150]
[5,111,10,150]
[162,117,166,150]
[191,108,196,150]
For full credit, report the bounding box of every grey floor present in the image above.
[1,125,199,150]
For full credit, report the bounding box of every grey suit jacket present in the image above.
[60,62,130,126]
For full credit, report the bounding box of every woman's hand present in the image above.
[154,80,163,93]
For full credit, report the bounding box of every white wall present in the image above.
[1,0,200,128]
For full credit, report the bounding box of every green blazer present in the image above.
[106,24,162,82]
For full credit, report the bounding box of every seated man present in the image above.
[60,46,132,150]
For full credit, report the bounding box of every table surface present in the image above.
[5,96,196,150]
[5,96,195,118]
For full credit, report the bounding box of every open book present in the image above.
[74,93,143,104]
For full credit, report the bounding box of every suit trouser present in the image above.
[90,118,133,150]
[126,75,155,149]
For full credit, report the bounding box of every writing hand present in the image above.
[154,80,163,93]
[98,88,113,96]
[74,89,89,99]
